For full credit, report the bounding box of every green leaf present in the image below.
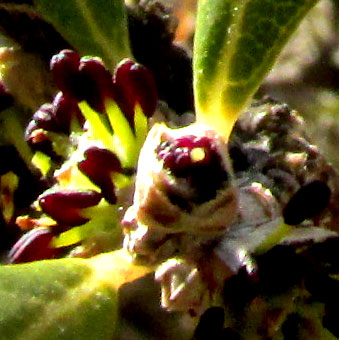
[193,0,319,140]
[33,0,132,69]
[0,108,34,170]
[0,249,153,340]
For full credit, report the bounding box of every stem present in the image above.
[134,104,148,155]
[105,99,137,168]
[79,102,114,150]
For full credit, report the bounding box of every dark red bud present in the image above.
[53,92,85,133]
[39,189,102,226]
[25,120,39,142]
[24,126,61,161]
[31,104,59,132]
[8,227,59,264]
[50,49,83,100]
[25,104,59,154]
[155,135,228,203]
[114,59,158,128]
[25,104,57,149]
[0,81,13,111]
[157,135,217,176]
[175,136,211,149]
[78,57,115,113]
[78,147,122,204]
[283,180,331,225]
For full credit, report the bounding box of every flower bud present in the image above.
[50,49,83,100]
[25,127,60,161]
[78,147,122,204]
[53,92,84,133]
[283,180,331,225]
[156,135,228,196]
[39,189,102,226]
[25,120,39,142]
[25,105,57,155]
[8,227,59,264]
[31,104,59,132]
[114,59,158,127]
[24,105,62,158]
[78,57,114,113]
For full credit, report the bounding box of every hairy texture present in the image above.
[229,96,339,231]
[124,96,339,332]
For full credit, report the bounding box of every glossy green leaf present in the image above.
[33,0,132,69]
[0,249,153,340]
[193,0,319,140]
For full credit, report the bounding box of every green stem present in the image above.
[79,102,114,150]
[105,99,137,168]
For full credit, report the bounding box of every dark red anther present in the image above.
[8,227,59,264]
[25,104,58,149]
[25,119,39,142]
[157,135,217,176]
[175,136,211,150]
[25,104,59,152]
[24,120,56,158]
[114,59,158,128]
[78,147,122,204]
[24,119,61,160]
[0,81,13,111]
[53,92,85,133]
[283,180,331,225]
[78,57,115,113]
[39,189,102,226]
[31,104,59,132]
[50,49,83,100]
[174,148,192,170]
[155,134,228,201]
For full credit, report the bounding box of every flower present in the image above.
[10,50,158,263]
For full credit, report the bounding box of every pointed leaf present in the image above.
[32,0,132,69]
[193,0,319,139]
[0,249,153,340]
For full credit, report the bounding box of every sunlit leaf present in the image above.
[33,0,132,69]
[193,0,319,140]
[0,249,153,340]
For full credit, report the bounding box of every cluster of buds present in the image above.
[156,134,229,203]
[9,50,158,263]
